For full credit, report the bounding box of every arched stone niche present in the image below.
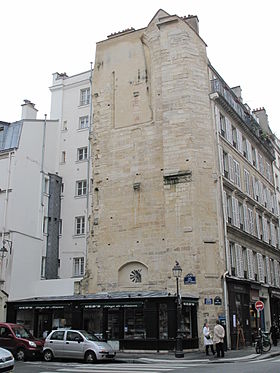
[118,261,148,285]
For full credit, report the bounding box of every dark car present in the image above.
[0,323,43,361]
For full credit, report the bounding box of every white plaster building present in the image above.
[0,70,92,331]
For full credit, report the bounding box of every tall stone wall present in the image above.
[85,10,226,335]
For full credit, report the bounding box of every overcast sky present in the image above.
[1,0,279,136]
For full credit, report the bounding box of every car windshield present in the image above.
[79,330,100,341]
[12,326,33,339]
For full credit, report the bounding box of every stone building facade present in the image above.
[82,9,280,350]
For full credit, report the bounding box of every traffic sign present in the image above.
[255,300,264,311]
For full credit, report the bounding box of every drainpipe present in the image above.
[86,62,93,258]
[40,114,47,207]
[222,270,231,349]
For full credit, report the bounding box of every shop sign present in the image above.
[18,306,33,310]
[204,298,213,305]
[182,301,196,306]
[184,273,196,284]
[35,305,64,310]
[84,303,143,309]
[214,296,222,306]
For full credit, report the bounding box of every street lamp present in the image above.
[172,261,184,358]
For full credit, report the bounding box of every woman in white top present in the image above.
[203,322,215,356]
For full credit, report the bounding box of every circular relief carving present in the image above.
[130,269,142,283]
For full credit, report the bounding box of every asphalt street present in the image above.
[12,356,280,373]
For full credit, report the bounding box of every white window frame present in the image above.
[75,216,85,235]
[76,180,87,196]
[80,88,90,106]
[79,116,89,129]
[73,257,85,277]
[77,147,88,161]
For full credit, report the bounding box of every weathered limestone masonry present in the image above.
[84,10,225,335]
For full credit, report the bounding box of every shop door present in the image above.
[107,309,120,340]
[37,312,52,338]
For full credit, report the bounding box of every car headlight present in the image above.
[29,341,37,347]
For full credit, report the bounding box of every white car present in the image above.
[0,347,14,372]
[43,329,116,362]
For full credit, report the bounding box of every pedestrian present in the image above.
[270,321,278,347]
[203,322,215,356]
[213,319,225,358]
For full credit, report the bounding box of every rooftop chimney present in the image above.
[231,86,243,102]
[182,15,199,34]
[252,107,272,135]
[21,100,38,120]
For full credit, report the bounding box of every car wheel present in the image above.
[84,350,97,363]
[43,349,53,362]
[16,348,25,361]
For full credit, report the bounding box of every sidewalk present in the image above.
[116,345,280,364]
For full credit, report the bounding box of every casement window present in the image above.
[242,247,248,279]
[233,159,241,187]
[252,146,257,167]
[236,128,243,153]
[253,177,260,202]
[246,139,253,163]
[73,257,85,277]
[263,255,267,283]
[242,137,247,158]
[79,116,89,129]
[77,147,88,161]
[220,113,226,138]
[270,223,277,247]
[253,252,258,281]
[61,151,66,163]
[256,214,263,240]
[229,242,236,276]
[232,126,237,148]
[80,88,90,106]
[238,202,244,230]
[225,117,233,144]
[270,259,275,286]
[76,180,87,196]
[75,216,85,235]
[244,169,250,195]
[243,203,249,233]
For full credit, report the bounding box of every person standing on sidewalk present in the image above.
[203,322,215,356]
[213,319,225,358]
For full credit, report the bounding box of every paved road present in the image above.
[13,356,280,373]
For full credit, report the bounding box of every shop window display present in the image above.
[124,308,145,339]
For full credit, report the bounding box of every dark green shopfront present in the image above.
[7,291,199,351]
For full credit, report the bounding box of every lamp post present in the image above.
[172,261,184,358]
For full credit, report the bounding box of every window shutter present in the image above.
[247,249,254,280]
[215,106,221,133]
[266,256,272,285]
[235,161,241,187]
[248,208,254,235]
[271,222,276,247]
[246,139,253,164]
[243,204,249,233]
[263,186,267,207]
[228,154,235,182]
[259,182,263,205]
[255,214,260,239]
[225,117,233,144]
[273,194,278,215]
[236,244,244,278]
[244,169,250,194]
[257,253,265,283]
[252,176,256,200]
[255,148,259,169]
[223,191,228,223]
[226,240,231,275]
[232,197,239,227]
[274,261,280,287]
[236,128,243,153]
[267,191,272,211]
[219,146,224,175]
[278,226,280,248]
[263,218,269,243]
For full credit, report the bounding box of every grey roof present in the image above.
[0,121,22,151]
[9,290,199,304]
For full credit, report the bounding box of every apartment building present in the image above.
[3,71,92,336]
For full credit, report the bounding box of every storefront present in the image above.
[6,291,199,351]
[269,289,280,329]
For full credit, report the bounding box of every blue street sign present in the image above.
[184,273,196,284]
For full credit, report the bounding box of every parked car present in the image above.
[43,329,116,362]
[0,347,14,372]
[0,323,44,361]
